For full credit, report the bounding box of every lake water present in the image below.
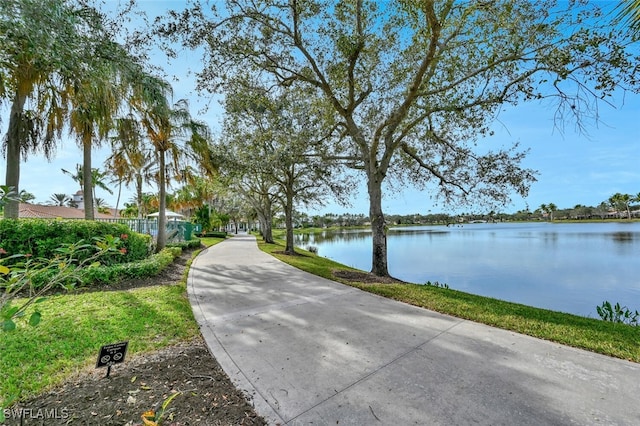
[294,222,640,318]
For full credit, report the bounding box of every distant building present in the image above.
[72,190,84,209]
[18,203,116,219]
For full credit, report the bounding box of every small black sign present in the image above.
[96,341,128,368]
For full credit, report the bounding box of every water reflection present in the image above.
[294,222,640,317]
[611,232,635,243]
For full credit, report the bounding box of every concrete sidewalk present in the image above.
[187,234,640,425]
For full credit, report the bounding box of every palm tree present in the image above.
[67,30,146,220]
[62,165,84,192]
[49,193,70,206]
[616,0,640,37]
[0,0,80,218]
[62,165,114,211]
[106,116,156,218]
[18,190,35,203]
[630,192,640,219]
[609,193,632,219]
[140,193,159,218]
[539,204,547,220]
[94,198,110,214]
[130,74,174,251]
[119,202,138,218]
[131,73,210,251]
[539,203,557,221]
[68,63,122,220]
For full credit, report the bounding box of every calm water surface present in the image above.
[294,222,640,317]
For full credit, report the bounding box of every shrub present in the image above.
[80,247,182,286]
[0,219,151,266]
[1,236,125,331]
[167,238,202,250]
[196,231,227,238]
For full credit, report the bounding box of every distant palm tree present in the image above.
[538,204,547,220]
[62,164,113,200]
[94,198,110,214]
[539,203,557,221]
[609,193,632,219]
[49,193,70,206]
[18,190,35,203]
[119,202,138,218]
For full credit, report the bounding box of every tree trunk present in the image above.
[114,181,122,218]
[3,91,27,219]
[156,150,167,252]
[284,187,295,255]
[368,174,389,277]
[262,217,274,243]
[256,208,273,243]
[135,174,144,219]
[83,138,94,220]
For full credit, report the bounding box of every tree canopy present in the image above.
[160,0,639,276]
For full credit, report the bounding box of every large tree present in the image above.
[0,0,83,218]
[0,0,138,219]
[107,116,156,218]
[67,39,131,220]
[222,80,345,253]
[163,0,639,276]
[132,74,211,251]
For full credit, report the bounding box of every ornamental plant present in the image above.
[597,301,639,326]
[0,235,125,331]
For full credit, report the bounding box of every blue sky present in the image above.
[1,0,638,216]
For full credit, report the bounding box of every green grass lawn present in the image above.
[0,237,225,403]
[258,238,640,363]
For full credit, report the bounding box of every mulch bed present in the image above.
[3,249,267,426]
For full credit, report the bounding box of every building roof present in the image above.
[18,203,117,219]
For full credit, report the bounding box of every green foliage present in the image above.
[0,219,151,265]
[0,238,221,412]
[0,185,18,209]
[0,284,198,401]
[1,236,125,331]
[167,238,202,250]
[81,247,181,285]
[424,280,450,289]
[193,205,212,232]
[597,301,639,326]
[197,231,227,238]
[141,391,182,426]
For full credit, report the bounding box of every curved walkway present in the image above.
[188,234,639,425]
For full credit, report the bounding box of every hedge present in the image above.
[0,219,151,265]
[196,231,227,238]
[80,247,179,286]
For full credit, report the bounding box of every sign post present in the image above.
[95,341,128,378]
